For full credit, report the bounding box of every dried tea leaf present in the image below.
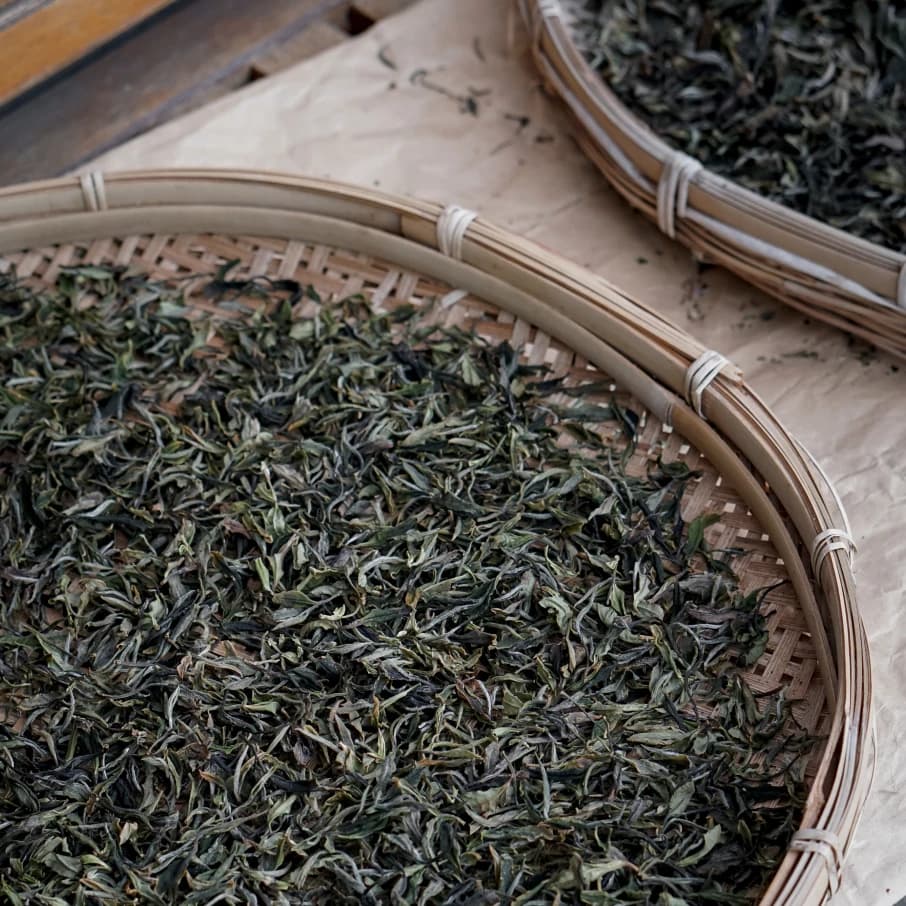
[570,0,906,249]
[0,267,812,904]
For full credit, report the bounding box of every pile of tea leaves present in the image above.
[569,0,906,250]
[0,266,811,905]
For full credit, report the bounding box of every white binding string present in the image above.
[811,529,856,584]
[436,205,478,261]
[898,261,906,309]
[790,828,843,897]
[657,152,702,239]
[795,439,856,581]
[79,172,107,212]
[682,350,727,418]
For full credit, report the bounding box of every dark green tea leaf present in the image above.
[0,266,812,904]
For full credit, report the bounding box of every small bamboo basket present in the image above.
[0,169,873,904]
[520,0,906,360]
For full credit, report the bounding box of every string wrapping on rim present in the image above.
[796,437,856,583]
[656,152,702,239]
[436,205,478,261]
[898,261,906,309]
[79,172,108,212]
[683,350,727,418]
[811,528,856,583]
[790,828,843,896]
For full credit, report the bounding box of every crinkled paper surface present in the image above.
[83,2,906,902]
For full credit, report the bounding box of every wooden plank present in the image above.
[0,0,177,108]
[249,21,348,79]
[0,0,349,185]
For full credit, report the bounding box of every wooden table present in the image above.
[0,0,414,185]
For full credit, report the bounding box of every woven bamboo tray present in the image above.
[0,169,873,904]
[520,0,906,360]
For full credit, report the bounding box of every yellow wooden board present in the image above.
[0,0,175,107]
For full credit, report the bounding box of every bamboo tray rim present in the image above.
[0,167,875,906]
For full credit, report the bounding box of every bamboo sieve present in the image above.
[0,169,873,904]
[519,0,906,361]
